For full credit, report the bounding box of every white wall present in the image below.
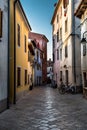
[0,0,8,100]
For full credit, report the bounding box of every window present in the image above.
[57,30,59,42]
[60,27,62,40]
[83,44,86,56]
[60,48,62,60]
[65,70,68,85]
[53,53,55,63]
[17,67,21,87]
[60,7,62,17]
[63,0,69,8]
[0,9,3,38]
[57,49,59,60]
[17,24,20,46]
[53,37,55,48]
[65,45,68,57]
[57,14,59,23]
[60,71,62,80]
[25,70,27,85]
[65,19,68,32]
[24,35,27,52]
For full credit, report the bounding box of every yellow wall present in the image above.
[9,0,32,103]
[15,4,31,93]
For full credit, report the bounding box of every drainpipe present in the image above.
[14,0,17,104]
[72,0,76,83]
[7,0,10,109]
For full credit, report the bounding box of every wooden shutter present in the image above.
[0,9,3,38]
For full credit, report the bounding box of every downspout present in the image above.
[14,0,17,104]
[7,0,10,109]
[72,0,76,83]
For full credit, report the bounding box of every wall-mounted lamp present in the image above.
[81,31,87,44]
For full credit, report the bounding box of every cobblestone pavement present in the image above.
[0,85,87,130]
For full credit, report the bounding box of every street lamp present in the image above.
[81,31,87,44]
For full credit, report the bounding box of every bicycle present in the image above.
[58,83,76,94]
[58,82,66,94]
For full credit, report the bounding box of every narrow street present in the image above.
[0,85,87,130]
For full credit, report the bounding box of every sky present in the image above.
[21,0,57,60]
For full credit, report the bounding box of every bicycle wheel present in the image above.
[59,87,65,94]
[71,86,76,94]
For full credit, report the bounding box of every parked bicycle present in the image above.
[58,82,76,94]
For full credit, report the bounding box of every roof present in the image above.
[74,0,87,19]
[31,40,43,52]
[29,32,49,43]
[15,0,32,30]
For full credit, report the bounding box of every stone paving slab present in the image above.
[0,85,87,130]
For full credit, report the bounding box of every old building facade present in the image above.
[51,0,81,91]
[34,41,43,86]
[29,32,49,84]
[28,40,35,89]
[15,0,32,100]
[0,0,9,112]
[9,0,32,103]
[75,0,87,97]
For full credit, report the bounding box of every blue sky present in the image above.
[21,0,57,60]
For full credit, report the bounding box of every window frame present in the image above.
[60,48,62,60]
[65,19,68,33]
[83,44,86,56]
[17,24,20,47]
[57,49,59,60]
[65,45,68,57]
[17,67,21,87]
[57,30,59,42]
[24,35,27,53]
